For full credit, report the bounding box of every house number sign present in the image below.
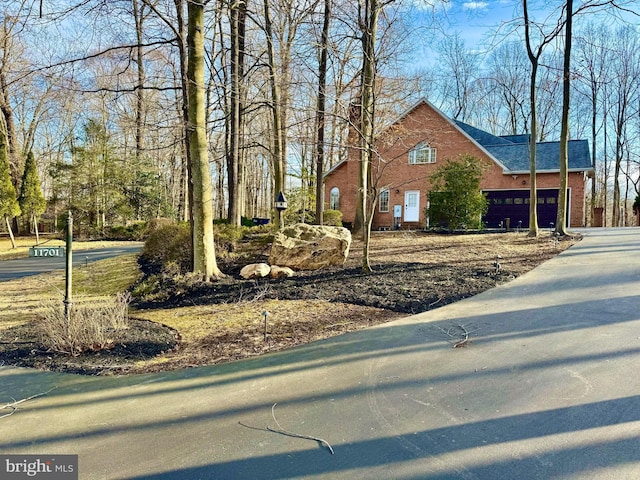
[29,246,66,257]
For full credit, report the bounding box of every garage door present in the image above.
[483,189,563,229]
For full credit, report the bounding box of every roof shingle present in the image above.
[454,120,592,173]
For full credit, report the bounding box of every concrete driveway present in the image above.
[1,228,639,479]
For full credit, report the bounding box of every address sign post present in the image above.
[64,211,73,322]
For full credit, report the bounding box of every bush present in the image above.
[427,154,488,231]
[213,223,250,256]
[140,221,192,274]
[323,209,343,226]
[105,222,148,241]
[140,220,254,274]
[145,217,176,233]
[38,293,131,356]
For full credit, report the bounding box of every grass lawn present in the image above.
[0,231,578,374]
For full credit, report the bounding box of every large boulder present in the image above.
[269,223,351,270]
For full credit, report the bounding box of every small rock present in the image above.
[270,265,295,279]
[240,263,271,279]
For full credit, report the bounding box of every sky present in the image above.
[434,0,638,46]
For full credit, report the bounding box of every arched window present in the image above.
[409,142,436,164]
[330,187,340,210]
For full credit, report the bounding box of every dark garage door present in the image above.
[483,189,561,229]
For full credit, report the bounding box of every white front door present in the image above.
[404,191,420,222]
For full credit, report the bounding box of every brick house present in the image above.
[324,98,593,230]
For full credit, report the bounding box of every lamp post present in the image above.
[275,191,288,230]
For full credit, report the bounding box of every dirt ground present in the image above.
[0,231,579,375]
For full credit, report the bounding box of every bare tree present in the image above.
[355,0,396,271]
[227,0,247,227]
[314,0,331,224]
[485,41,531,135]
[555,0,574,236]
[523,0,566,236]
[574,23,611,226]
[436,32,479,122]
[609,26,640,226]
[187,0,222,279]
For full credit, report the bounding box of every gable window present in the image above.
[379,188,390,212]
[329,187,340,210]
[409,142,436,164]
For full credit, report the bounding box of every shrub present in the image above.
[323,209,343,226]
[213,223,249,256]
[140,220,253,273]
[427,154,488,231]
[106,222,148,241]
[145,217,176,234]
[140,221,192,273]
[38,293,131,356]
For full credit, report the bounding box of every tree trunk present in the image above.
[175,0,193,230]
[187,0,221,279]
[527,62,539,236]
[227,0,246,227]
[4,215,16,249]
[33,214,40,245]
[555,0,573,236]
[133,0,146,166]
[314,0,331,225]
[524,0,539,237]
[263,0,286,230]
[358,0,380,272]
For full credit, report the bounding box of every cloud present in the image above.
[462,1,489,10]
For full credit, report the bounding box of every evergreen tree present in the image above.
[0,124,21,248]
[18,151,47,244]
[427,154,488,231]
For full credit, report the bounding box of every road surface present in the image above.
[0,228,638,479]
[0,244,143,282]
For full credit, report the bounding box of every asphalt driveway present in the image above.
[0,228,639,479]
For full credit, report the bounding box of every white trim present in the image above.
[323,159,347,178]
[409,143,436,164]
[506,168,592,175]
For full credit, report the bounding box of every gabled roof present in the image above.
[485,140,592,173]
[454,121,513,147]
[324,98,593,178]
[455,119,592,174]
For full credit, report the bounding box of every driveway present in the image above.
[0,228,639,479]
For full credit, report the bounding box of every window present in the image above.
[329,187,339,210]
[409,142,436,164]
[379,189,390,212]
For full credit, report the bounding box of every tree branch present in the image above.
[1,387,57,420]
